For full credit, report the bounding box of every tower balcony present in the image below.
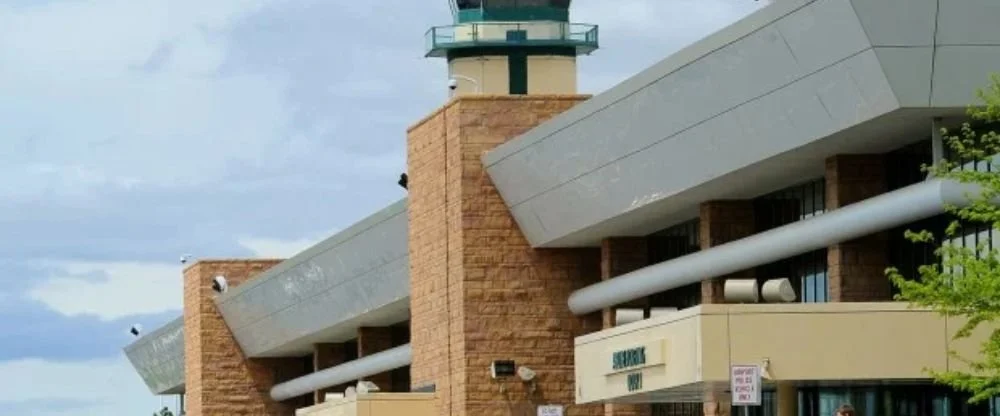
[425,21,598,58]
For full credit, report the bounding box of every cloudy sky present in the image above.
[0,0,763,414]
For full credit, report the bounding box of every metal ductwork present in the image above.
[270,344,412,402]
[568,179,984,315]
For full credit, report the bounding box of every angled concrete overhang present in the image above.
[216,198,410,357]
[123,316,184,395]
[574,303,990,404]
[484,0,1000,247]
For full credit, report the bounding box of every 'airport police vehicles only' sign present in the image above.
[730,365,762,406]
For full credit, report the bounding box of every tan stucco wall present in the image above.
[295,393,436,416]
[449,55,577,96]
[574,302,993,404]
[449,57,509,95]
[527,56,577,94]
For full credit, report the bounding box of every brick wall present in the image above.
[698,201,756,304]
[184,260,310,416]
[357,327,394,391]
[698,202,755,416]
[407,95,604,416]
[826,154,891,302]
[600,238,651,416]
[313,343,347,403]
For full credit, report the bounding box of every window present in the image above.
[647,219,701,310]
[797,385,993,416]
[754,179,828,303]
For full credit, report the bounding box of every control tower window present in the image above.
[455,0,482,9]
[455,0,570,9]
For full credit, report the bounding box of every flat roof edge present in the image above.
[483,0,815,167]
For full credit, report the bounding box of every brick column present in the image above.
[699,201,756,304]
[313,343,347,403]
[357,327,394,391]
[184,260,309,416]
[600,238,651,416]
[698,201,754,416]
[407,95,603,416]
[825,154,890,302]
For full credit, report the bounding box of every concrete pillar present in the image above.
[600,238,651,416]
[312,343,347,403]
[407,95,603,416]
[825,154,891,302]
[183,260,309,416]
[357,327,394,391]
[776,383,798,416]
[698,201,756,303]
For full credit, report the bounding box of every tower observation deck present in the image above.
[426,0,599,95]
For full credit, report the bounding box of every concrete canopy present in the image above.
[123,316,185,395]
[483,0,1000,248]
[215,198,411,357]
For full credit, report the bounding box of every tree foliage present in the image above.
[887,73,1000,403]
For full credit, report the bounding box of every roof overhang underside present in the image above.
[123,316,185,395]
[483,0,1000,248]
[574,303,990,405]
[216,198,411,357]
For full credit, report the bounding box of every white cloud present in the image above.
[0,0,292,197]
[0,355,172,416]
[27,261,181,321]
[238,233,334,258]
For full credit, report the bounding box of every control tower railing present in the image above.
[425,21,598,58]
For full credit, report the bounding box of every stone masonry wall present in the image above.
[183,259,307,416]
[407,95,603,416]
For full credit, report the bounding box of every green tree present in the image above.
[887,73,1000,403]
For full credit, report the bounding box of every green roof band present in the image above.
[455,7,569,23]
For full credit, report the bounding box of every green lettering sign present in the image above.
[627,372,643,392]
[611,346,647,371]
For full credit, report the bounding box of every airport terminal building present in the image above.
[124,0,1000,415]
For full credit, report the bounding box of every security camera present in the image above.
[517,366,536,382]
[448,78,458,90]
[211,275,228,293]
[129,324,142,337]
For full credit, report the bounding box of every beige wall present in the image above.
[528,56,577,94]
[449,57,508,95]
[453,21,566,43]
[449,55,577,96]
[574,302,994,404]
[296,394,436,416]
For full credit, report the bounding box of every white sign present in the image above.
[537,405,564,416]
[730,364,761,406]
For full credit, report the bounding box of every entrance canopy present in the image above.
[574,303,986,404]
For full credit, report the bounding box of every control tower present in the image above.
[425,0,599,95]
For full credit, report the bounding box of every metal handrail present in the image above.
[425,21,598,54]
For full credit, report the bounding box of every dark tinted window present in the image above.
[456,0,570,9]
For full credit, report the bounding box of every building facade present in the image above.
[123,1,1000,415]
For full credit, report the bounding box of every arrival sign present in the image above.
[730,365,761,406]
